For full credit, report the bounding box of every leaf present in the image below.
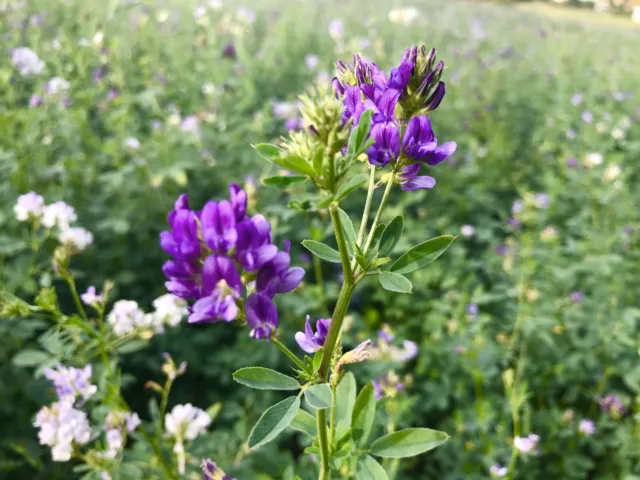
[249,396,300,448]
[337,208,357,246]
[12,349,51,367]
[262,175,308,188]
[356,455,389,480]
[335,173,368,202]
[352,383,376,447]
[116,339,148,354]
[335,372,357,428]
[304,383,333,410]
[233,367,300,390]
[370,428,449,458]
[302,240,341,263]
[347,109,374,157]
[379,216,404,257]
[623,364,640,393]
[313,348,324,373]
[370,223,387,251]
[379,271,413,293]
[390,236,456,275]
[253,144,315,177]
[290,409,317,437]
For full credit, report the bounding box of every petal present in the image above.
[276,267,305,294]
[295,331,319,353]
[304,315,314,339]
[245,293,278,330]
[216,256,242,293]
[425,141,457,165]
[229,184,247,221]
[201,255,222,293]
[376,88,400,121]
[401,175,436,191]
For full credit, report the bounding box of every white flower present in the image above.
[328,19,344,40]
[34,399,92,462]
[92,31,104,46]
[100,473,112,480]
[305,54,319,70]
[58,227,93,251]
[583,152,603,169]
[45,77,70,96]
[125,412,141,432]
[11,47,45,76]
[514,434,540,454]
[611,128,625,140]
[603,164,621,183]
[194,5,207,23]
[107,300,146,336]
[388,7,420,25]
[81,286,104,306]
[490,465,508,477]
[14,191,45,221]
[236,7,255,23]
[124,137,140,150]
[180,115,200,135]
[106,428,123,451]
[43,364,97,404]
[579,419,596,436]
[152,294,187,327]
[461,225,475,238]
[165,404,211,441]
[42,202,77,229]
[202,82,217,96]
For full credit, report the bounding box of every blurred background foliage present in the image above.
[0,0,639,478]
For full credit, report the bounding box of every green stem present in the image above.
[159,377,174,430]
[64,274,89,322]
[352,166,377,269]
[272,337,307,371]
[318,281,355,380]
[330,206,352,281]
[329,382,338,445]
[317,409,330,480]
[361,172,396,256]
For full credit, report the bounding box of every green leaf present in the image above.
[116,339,149,354]
[352,383,376,447]
[370,223,387,251]
[262,175,308,188]
[249,396,300,448]
[302,240,341,263]
[347,109,374,157]
[623,364,640,393]
[338,208,357,247]
[390,236,456,275]
[253,144,316,177]
[304,383,333,410]
[356,455,389,480]
[290,409,317,437]
[233,367,300,390]
[335,372,357,428]
[379,271,413,293]
[254,143,282,161]
[379,216,404,257]
[370,428,449,458]
[313,348,324,373]
[12,349,51,367]
[335,173,368,202]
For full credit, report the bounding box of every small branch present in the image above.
[272,337,307,371]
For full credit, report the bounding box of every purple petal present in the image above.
[425,141,457,165]
[401,175,436,191]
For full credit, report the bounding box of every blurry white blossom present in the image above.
[603,164,621,183]
[583,152,603,169]
[611,128,625,140]
[328,19,344,40]
[11,47,45,76]
[514,434,540,454]
[165,404,211,441]
[461,225,475,238]
[107,300,146,336]
[45,77,70,96]
[152,294,187,327]
[58,227,93,252]
[42,202,77,229]
[124,137,141,150]
[43,364,97,403]
[305,54,319,70]
[388,6,420,25]
[236,7,255,23]
[579,419,596,436]
[34,399,92,461]
[81,286,104,307]
[180,115,200,135]
[490,465,508,478]
[14,191,45,222]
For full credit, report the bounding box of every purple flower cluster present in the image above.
[332,45,456,190]
[160,185,305,339]
[295,315,331,353]
[202,459,236,480]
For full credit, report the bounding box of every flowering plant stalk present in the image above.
[7,44,459,479]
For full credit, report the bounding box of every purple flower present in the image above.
[399,164,435,191]
[582,111,593,124]
[295,316,331,353]
[202,459,236,480]
[569,291,584,303]
[245,293,278,340]
[567,157,578,168]
[507,218,520,228]
[402,116,457,165]
[578,419,596,436]
[466,303,478,318]
[367,122,401,166]
[372,371,405,400]
[160,186,304,338]
[222,43,237,59]
[571,93,583,106]
[514,434,540,454]
[597,394,625,417]
[43,364,97,404]
[29,95,43,107]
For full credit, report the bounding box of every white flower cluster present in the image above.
[99,411,141,459]
[165,403,211,441]
[11,47,45,76]
[43,364,97,404]
[14,193,93,252]
[107,295,187,337]
[34,399,92,461]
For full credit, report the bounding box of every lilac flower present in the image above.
[372,371,405,400]
[579,419,596,436]
[378,325,394,343]
[11,47,45,76]
[461,225,475,238]
[534,193,549,209]
[328,19,344,39]
[34,399,91,462]
[569,291,584,303]
[43,364,97,404]
[245,293,278,340]
[571,93,583,106]
[14,192,45,222]
[30,94,43,107]
[165,404,211,441]
[125,412,141,432]
[466,303,478,319]
[295,316,331,353]
[490,465,507,478]
[495,245,511,256]
[202,459,236,480]
[81,286,104,306]
[402,116,457,165]
[44,77,69,96]
[507,218,520,229]
[399,163,435,191]
[597,394,625,417]
[513,434,540,454]
[582,111,593,124]
[305,54,319,70]
[567,157,578,168]
[189,256,242,323]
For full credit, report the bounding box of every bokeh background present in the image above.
[1,0,639,478]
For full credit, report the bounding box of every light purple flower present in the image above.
[295,316,331,353]
[513,434,540,454]
[202,459,236,480]
[328,19,344,39]
[245,293,278,340]
[571,93,583,106]
[43,364,97,404]
[578,419,596,436]
[490,465,507,478]
[582,111,593,124]
[569,291,584,303]
[81,286,104,306]
[305,55,319,70]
